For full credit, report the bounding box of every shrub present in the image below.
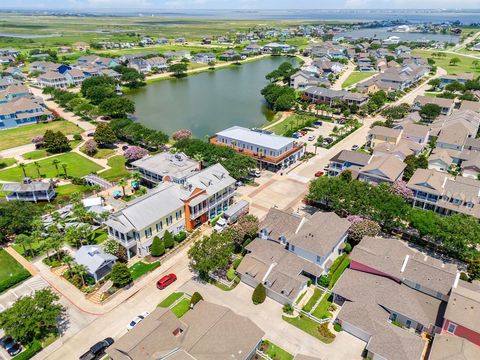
[283,303,294,314]
[123,146,148,161]
[344,243,352,254]
[83,139,98,156]
[317,275,330,288]
[103,238,120,255]
[190,292,203,308]
[172,129,192,141]
[163,230,174,249]
[150,236,165,257]
[73,133,82,141]
[12,340,42,360]
[333,323,342,332]
[232,258,241,270]
[110,263,132,287]
[318,323,335,339]
[174,231,187,243]
[252,283,266,305]
[0,271,31,293]
[460,272,469,281]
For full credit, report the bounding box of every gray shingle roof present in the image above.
[445,280,480,334]
[74,245,116,274]
[429,334,480,360]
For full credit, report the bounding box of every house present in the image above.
[303,87,368,107]
[459,100,480,113]
[367,126,403,149]
[258,207,304,243]
[407,168,480,218]
[0,84,30,104]
[2,180,55,202]
[105,182,186,259]
[145,57,167,72]
[192,52,216,64]
[0,55,15,65]
[131,152,200,185]
[237,238,323,305]
[413,96,455,116]
[439,73,474,88]
[429,333,480,360]
[157,38,169,44]
[0,97,52,129]
[327,150,372,177]
[74,246,117,282]
[219,50,240,61]
[3,67,24,79]
[64,69,86,87]
[211,126,305,171]
[163,50,191,60]
[37,71,68,89]
[441,280,480,347]
[106,301,265,360]
[290,71,326,90]
[401,123,430,147]
[372,140,416,160]
[76,55,118,68]
[128,58,151,73]
[429,149,454,172]
[262,43,296,53]
[358,154,406,184]
[461,152,480,179]
[436,123,470,151]
[58,46,72,54]
[242,43,262,55]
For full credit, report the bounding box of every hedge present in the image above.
[174,231,187,243]
[0,271,31,294]
[252,283,266,305]
[12,341,42,360]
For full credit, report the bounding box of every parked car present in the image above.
[324,137,334,144]
[79,338,114,360]
[249,169,261,178]
[351,144,360,151]
[314,121,323,126]
[314,171,324,177]
[157,274,177,290]
[308,135,315,141]
[292,133,301,139]
[127,311,150,331]
[213,217,227,233]
[0,336,22,356]
[122,145,129,151]
[87,133,94,137]
[235,180,244,188]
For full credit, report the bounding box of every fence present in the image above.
[208,271,237,288]
[293,305,331,324]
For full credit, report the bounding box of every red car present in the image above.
[157,273,177,289]
[314,171,324,177]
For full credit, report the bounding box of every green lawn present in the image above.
[328,255,351,289]
[171,298,190,318]
[261,340,294,360]
[80,147,116,159]
[0,249,31,293]
[129,261,161,281]
[268,114,318,136]
[413,50,480,75]
[0,120,82,151]
[158,292,184,308]
[23,149,49,160]
[0,153,103,181]
[0,157,16,169]
[312,294,334,320]
[99,155,129,181]
[302,288,323,313]
[342,71,376,89]
[89,228,108,244]
[282,314,335,344]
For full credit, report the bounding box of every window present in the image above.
[415,283,421,290]
[447,322,457,334]
[290,245,295,251]
[390,313,397,322]
[406,320,412,328]
[316,255,321,263]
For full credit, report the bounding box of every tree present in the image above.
[445,81,465,93]
[99,97,135,118]
[391,180,413,199]
[110,263,132,287]
[420,103,442,121]
[0,201,39,243]
[150,236,165,257]
[403,155,428,181]
[190,291,203,308]
[467,259,480,280]
[103,238,120,255]
[228,215,259,245]
[188,231,234,279]
[163,230,174,249]
[123,146,148,161]
[0,289,64,344]
[348,218,381,243]
[339,170,352,182]
[43,130,70,153]
[15,234,33,257]
[72,264,88,287]
[252,283,266,305]
[85,85,116,105]
[83,139,98,156]
[61,163,68,177]
[274,92,296,111]
[118,178,128,197]
[52,158,61,177]
[449,57,461,66]
[168,63,188,77]
[18,162,27,178]
[428,78,440,89]
[94,123,117,147]
[172,129,192,141]
[81,75,115,97]
[33,161,41,178]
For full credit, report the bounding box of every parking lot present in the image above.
[295,121,342,153]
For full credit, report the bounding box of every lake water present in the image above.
[334,27,460,44]
[127,56,298,138]
[0,32,62,38]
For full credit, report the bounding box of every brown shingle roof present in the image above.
[445,280,480,334]
[429,334,480,360]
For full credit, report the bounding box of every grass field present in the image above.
[0,158,16,169]
[0,152,103,181]
[171,298,191,318]
[311,294,334,320]
[302,288,323,313]
[268,114,317,135]
[413,50,480,75]
[0,249,31,293]
[341,71,377,88]
[99,155,129,181]
[0,121,82,151]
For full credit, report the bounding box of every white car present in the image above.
[249,169,261,178]
[127,311,149,331]
[351,144,360,151]
[308,135,315,141]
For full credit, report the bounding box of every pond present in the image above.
[127,56,298,138]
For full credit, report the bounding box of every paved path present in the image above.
[331,61,355,90]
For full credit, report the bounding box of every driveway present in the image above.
[180,280,366,360]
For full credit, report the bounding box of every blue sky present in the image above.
[7,0,480,10]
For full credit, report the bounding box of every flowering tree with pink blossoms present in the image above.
[391,180,413,200]
[172,129,192,141]
[83,139,98,156]
[124,146,148,161]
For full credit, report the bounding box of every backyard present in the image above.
[282,314,335,344]
[0,120,82,151]
[341,71,376,89]
[0,249,31,293]
[0,152,103,181]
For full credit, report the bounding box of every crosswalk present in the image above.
[0,276,49,312]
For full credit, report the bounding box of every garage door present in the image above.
[341,321,371,342]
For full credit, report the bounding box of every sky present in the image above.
[6,0,480,10]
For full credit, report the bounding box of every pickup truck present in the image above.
[79,338,114,360]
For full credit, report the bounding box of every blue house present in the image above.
[0,97,52,129]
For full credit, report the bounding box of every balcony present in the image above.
[210,137,304,165]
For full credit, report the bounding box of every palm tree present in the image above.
[33,161,41,178]
[73,264,88,288]
[131,171,142,190]
[15,234,32,257]
[118,178,128,197]
[63,255,73,272]
[18,163,27,178]
[52,159,61,177]
[61,163,68,177]
[193,153,205,169]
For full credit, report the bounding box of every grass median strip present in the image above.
[171,298,191,318]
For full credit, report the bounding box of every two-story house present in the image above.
[358,154,406,184]
[211,126,305,171]
[0,97,52,129]
[412,95,455,116]
[327,150,372,177]
[37,71,69,89]
[367,126,403,149]
[105,182,186,259]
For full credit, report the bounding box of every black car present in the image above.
[79,338,114,360]
[122,145,129,151]
[87,133,95,137]
[0,336,22,356]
